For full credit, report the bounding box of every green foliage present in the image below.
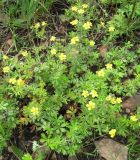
[22,153,33,160]
[0,99,18,154]
[0,0,140,158]
[2,0,55,27]
[10,145,24,159]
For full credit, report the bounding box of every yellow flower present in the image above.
[130,115,138,122]
[70,19,78,25]
[30,107,39,116]
[17,79,25,86]
[89,40,95,46]
[96,69,105,77]
[9,78,17,84]
[106,95,118,104]
[50,36,56,42]
[109,129,116,138]
[34,22,40,29]
[91,90,98,98]
[3,66,10,73]
[70,36,79,44]
[116,97,122,104]
[106,95,112,101]
[100,21,105,27]
[82,4,88,9]
[82,90,89,98]
[78,9,85,14]
[3,55,8,60]
[41,21,47,26]
[109,26,115,32]
[21,50,28,57]
[110,97,116,104]
[59,53,66,61]
[105,63,113,69]
[51,48,57,55]
[71,6,78,11]
[86,101,96,110]
[83,21,92,30]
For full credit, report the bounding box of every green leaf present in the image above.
[135,2,140,15]
[10,145,24,160]
[22,153,33,160]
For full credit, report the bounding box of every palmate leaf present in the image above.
[22,153,33,160]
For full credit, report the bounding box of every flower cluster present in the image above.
[50,48,67,61]
[9,78,17,84]
[96,64,113,77]
[34,21,47,30]
[71,3,88,14]
[82,90,98,110]
[106,95,122,104]
[82,90,98,98]
[9,78,25,86]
